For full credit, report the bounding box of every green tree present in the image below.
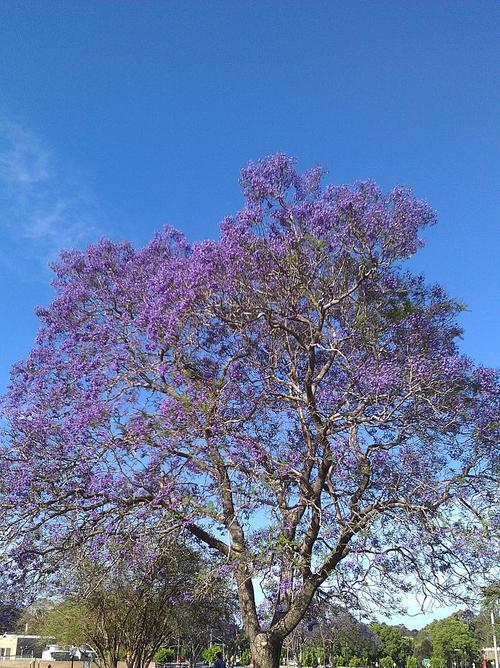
[16,599,55,635]
[302,643,325,666]
[153,649,176,664]
[203,645,224,665]
[285,603,379,667]
[414,632,432,663]
[41,600,88,646]
[41,542,204,668]
[241,649,252,666]
[474,584,500,650]
[482,585,500,610]
[370,624,414,665]
[170,588,238,668]
[379,657,394,668]
[349,658,364,668]
[419,616,479,668]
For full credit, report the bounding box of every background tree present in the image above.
[203,645,225,665]
[153,648,176,665]
[167,576,239,668]
[474,585,500,653]
[40,600,89,646]
[16,599,55,635]
[0,601,21,632]
[1,154,498,668]
[286,601,381,667]
[379,657,394,668]
[40,540,206,668]
[482,585,500,610]
[240,649,252,666]
[414,631,433,664]
[370,623,414,666]
[415,615,479,668]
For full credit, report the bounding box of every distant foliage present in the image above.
[370,623,414,665]
[154,649,176,664]
[203,646,224,665]
[240,649,252,666]
[349,657,364,668]
[0,602,21,632]
[415,613,481,668]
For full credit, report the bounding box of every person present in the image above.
[214,651,226,668]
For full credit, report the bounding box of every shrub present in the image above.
[379,657,394,668]
[349,658,363,668]
[154,648,176,664]
[240,649,252,666]
[302,645,324,666]
[203,646,224,665]
[430,657,445,668]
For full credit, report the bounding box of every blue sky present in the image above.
[0,1,498,628]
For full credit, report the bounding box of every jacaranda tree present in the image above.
[1,154,498,668]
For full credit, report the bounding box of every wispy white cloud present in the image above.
[0,120,50,185]
[0,118,102,277]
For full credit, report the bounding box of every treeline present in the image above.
[285,603,499,668]
[2,560,497,668]
[1,602,497,668]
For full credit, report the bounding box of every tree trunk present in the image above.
[250,633,283,668]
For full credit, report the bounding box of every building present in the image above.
[0,634,45,659]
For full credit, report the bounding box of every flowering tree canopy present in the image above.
[1,154,498,668]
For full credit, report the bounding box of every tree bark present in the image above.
[250,633,283,668]
[234,566,318,668]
